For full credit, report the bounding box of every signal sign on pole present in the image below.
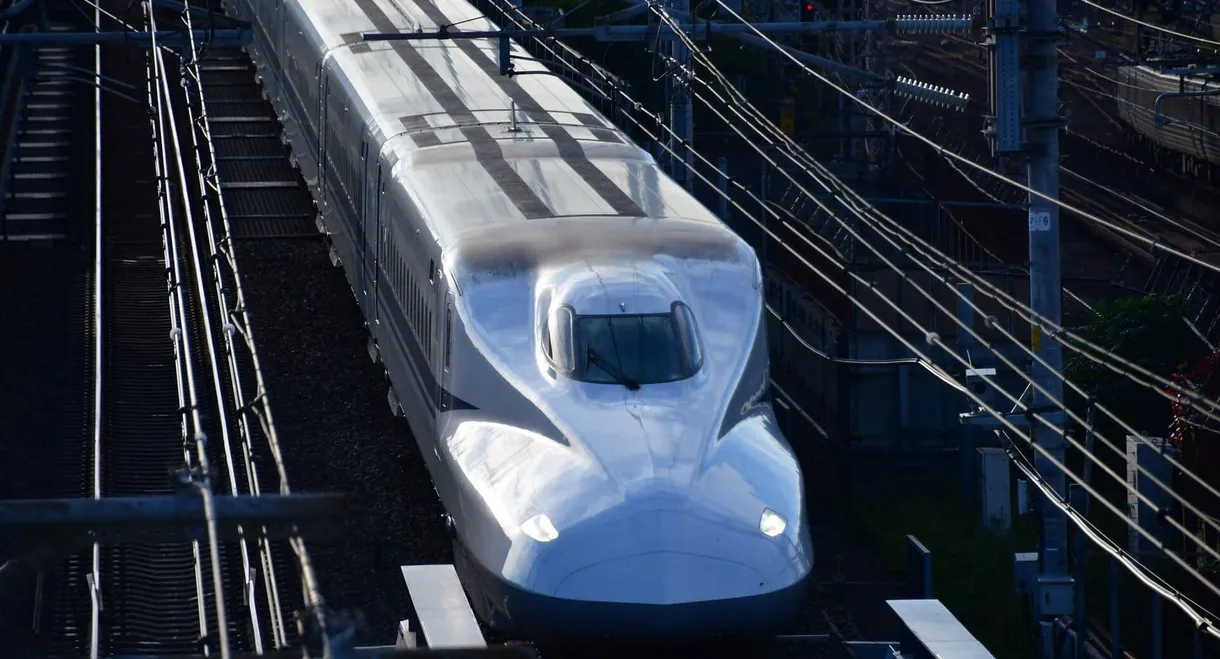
[780,97,795,137]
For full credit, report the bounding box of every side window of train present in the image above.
[672,302,703,375]
[387,237,393,292]
[544,306,576,374]
[445,305,453,370]
[398,246,406,304]
[397,241,403,297]
[342,108,354,197]
[326,120,335,173]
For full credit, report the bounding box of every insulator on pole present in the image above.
[893,76,970,111]
[892,14,975,35]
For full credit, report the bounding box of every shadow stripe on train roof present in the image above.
[398,113,622,148]
[350,0,555,220]
[399,114,444,148]
[406,0,648,218]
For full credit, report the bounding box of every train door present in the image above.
[358,138,370,301]
[368,162,383,322]
[316,71,329,204]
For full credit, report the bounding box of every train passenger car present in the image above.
[225,0,814,642]
[1115,65,1220,167]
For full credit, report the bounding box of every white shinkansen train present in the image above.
[227,0,814,642]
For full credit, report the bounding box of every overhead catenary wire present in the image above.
[913,30,1220,367]
[679,31,1220,432]
[460,0,1220,634]
[671,61,1220,566]
[1078,0,1220,48]
[932,26,1220,250]
[703,0,1220,278]
[641,1,1220,576]
[639,88,1220,631]
[651,1,1220,486]
[651,4,1220,427]
[652,9,1220,552]
[490,0,1220,510]
[573,0,1220,610]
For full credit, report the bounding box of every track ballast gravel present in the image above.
[233,236,452,645]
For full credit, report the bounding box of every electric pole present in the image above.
[986,0,1075,650]
[663,0,693,190]
[1027,0,1069,588]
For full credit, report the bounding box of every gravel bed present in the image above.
[232,236,452,646]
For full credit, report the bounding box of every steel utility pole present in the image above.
[663,0,693,190]
[1026,0,1069,599]
[984,0,1074,651]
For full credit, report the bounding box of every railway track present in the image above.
[0,27,80,243]
[88,3,259,654]
[0,0,309,653]
[0,9,98,658]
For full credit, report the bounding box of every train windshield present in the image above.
[545,302,703,387]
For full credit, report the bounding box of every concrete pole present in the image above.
[1025,0,1074,649]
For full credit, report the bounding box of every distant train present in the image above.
[226,0,814,643]
[1114,64,1220,167]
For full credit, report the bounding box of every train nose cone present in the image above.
[555,549,765,604]
[503,500,811,640]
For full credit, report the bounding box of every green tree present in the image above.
[1063,294,1205,441]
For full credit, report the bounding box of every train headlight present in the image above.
[520,513,559,543]
[759,508,787,537]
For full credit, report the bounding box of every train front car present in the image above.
[440,218,814,643]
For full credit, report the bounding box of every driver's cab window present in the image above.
[542,301,703,386]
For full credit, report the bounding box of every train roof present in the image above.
[294,0,723,248]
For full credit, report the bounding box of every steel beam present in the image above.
[149,0,245,23]
[110,647,539,659]
[0,493,345,557]
[0,28,251,47]
[360,17,973,43]
[959,410,1067,430]
[663,0,692,190]
[0,0,37,22]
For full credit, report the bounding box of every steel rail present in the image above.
[184,1,332,650]
[171,3,275,648]
[88,0,104,652]
[146,4,233,656]
[144,2,217,650]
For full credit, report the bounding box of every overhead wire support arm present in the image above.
[643,1,972,108]
[357,15,979,43]
[985,0,1021,154]
[362,13,973,107]
[0,27,251,47]
[1155,88,1220,128]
